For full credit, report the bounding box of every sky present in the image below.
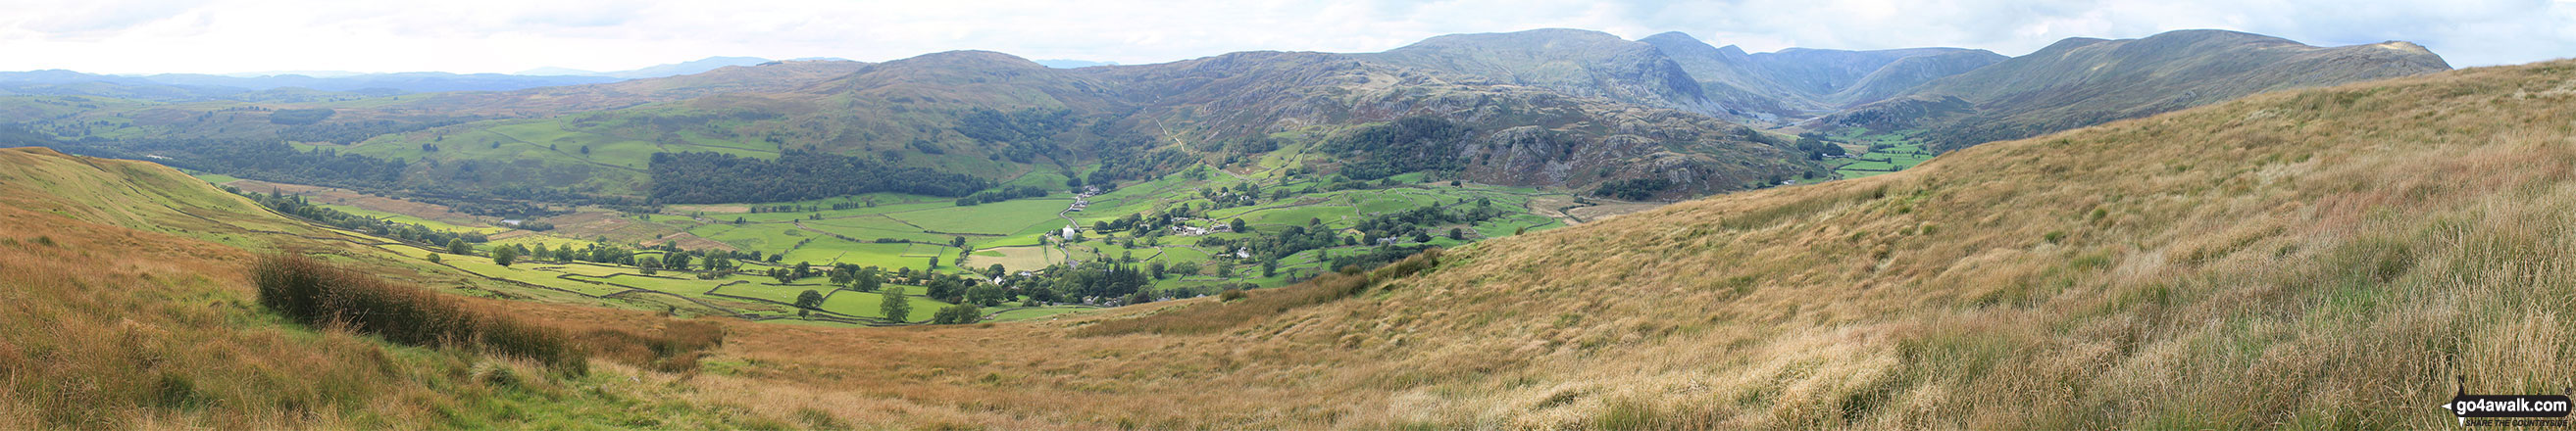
[0,0,2569,74]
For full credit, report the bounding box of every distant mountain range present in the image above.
[0,71,619,101]
[515,56,777,79]
[0,28,2450,202]
[1034,60,1120,69]
[1814,29,2450,150]
[0,56,846,102]
[1350,28,2011,122]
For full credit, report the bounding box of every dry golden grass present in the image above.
[0,196,449,429]
[0,150,798,429]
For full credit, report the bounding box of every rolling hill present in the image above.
[1361,29,2005,121]
[1354,29,1725,117]
[10,47,2570,430]
[1817,29,2452,151]
[518,56,778,79]
[310,47,1812,200]
[0,70,622,101]
[0,28,2452,210]
[1638,31,2006,115]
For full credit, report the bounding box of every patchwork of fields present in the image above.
[225,156,1672,327]
[1827,127,1940,178]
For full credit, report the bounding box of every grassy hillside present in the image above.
[1357,29,1722,116]
[0,148,821,429]
[1158,59,2570,427]
[697,58,2571,428]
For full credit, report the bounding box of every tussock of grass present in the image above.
[255,253,587,373]
[574,319,726,374]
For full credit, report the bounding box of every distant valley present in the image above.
[0,28,2451,319]
[7,20,2565,429]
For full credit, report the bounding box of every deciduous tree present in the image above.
[881,288,912,322]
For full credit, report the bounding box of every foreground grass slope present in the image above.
[884,59,2575,428]
[0,148,835,429]
[1240,59,2575,427]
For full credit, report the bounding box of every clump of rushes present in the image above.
[254,253,585,373]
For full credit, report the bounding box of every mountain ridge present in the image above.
[0,27,2450,206]
[1818,28,2451,150]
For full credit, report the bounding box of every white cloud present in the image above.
[0,0,2565,74]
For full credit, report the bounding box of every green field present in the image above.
[811,288,951,322]
[884,198,1069,235]
[432,253,632,296]
[317,204,511,234]
[286,155,1593,324]
[711,283,950,322]
[776,237,923,269]
[1829,127,1941,179]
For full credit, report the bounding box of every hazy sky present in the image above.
[2,0,2569,74]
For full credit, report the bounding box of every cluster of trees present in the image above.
[1213,136,1282,154]
[956,185,1049,206]
[235,187,488,247]
[1327,245,1438,272]
[39,135,611,218]
[760,262,1019,324]
[280,118,471,144]
[1791,134,1848,160]
[1348,199,1506,244]
[600,109,782,136]
[1231,222,1340,262]
[956,108,1076,144]
[449,238,640,268]
[956,108,1077,164]
[267,108,336,125]
[1087,203,1216,236]
[527,242,635,264]
[930,304,983,324]
[1313,174,1410,192]
[123,138,403,186]
[1192,182,1284,210]
[647,150,992,204]
[624,246,781,277]
[1084,143,1190,185]
[1042,263,1152,302]
[1591,177,1673,200]
[745,204,823,214]
[1319,117,1470,180]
